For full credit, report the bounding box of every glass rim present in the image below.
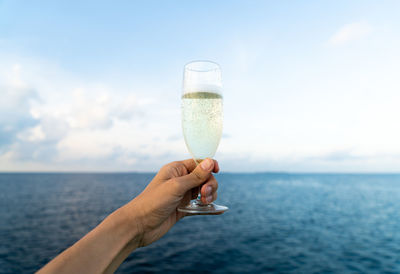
[184,60,220,72]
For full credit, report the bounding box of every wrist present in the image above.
[116,200,145,248]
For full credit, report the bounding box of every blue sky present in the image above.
[1,1,400,172]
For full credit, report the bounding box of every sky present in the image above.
[1,0,400,172]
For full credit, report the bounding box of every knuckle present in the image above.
[160,164,171,173]
[171,161,180,167]
[165,161,179,169]
[161,162,186,177]
[192,170,204,182]
[176,163,188,176]
[169,162,188,176]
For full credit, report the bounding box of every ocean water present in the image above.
[1,173,400,273]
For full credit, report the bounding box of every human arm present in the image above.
[37,158,221,274]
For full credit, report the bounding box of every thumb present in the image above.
[174,158,214,193]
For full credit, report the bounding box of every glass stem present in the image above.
[195,159,205,205]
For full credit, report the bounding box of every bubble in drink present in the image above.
[181,91,223,161]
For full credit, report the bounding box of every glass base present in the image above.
[178,199,228,214]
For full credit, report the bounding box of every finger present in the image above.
[200,176,218,200]
[180,158,219,173]
[180,159,197,173]
[213,160,220,173]
[174,158,214,193]
[201,189,217,204]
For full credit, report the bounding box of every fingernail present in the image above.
[206,195,213,203]
[200,158,212,171]
[205,186,212,196]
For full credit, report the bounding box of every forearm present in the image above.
[38,202,142,274]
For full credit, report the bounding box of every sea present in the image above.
[0,173,400,273]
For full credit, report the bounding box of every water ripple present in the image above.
[1,173,400,273]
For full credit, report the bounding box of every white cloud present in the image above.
[0,66,40,150]
[329,22,372,46]
[0,57,186,171]
[2,31,400,172]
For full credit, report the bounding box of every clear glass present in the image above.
[178,60,229,214]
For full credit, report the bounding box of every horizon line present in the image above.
[1,170,400,175]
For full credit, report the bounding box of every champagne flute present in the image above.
[178,60,228,214]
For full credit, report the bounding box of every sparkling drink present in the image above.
[182,91,223,161]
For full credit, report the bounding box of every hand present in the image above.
[127,158,221,247]
[37,158,222,274]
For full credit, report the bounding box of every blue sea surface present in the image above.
[1,172,400,273]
